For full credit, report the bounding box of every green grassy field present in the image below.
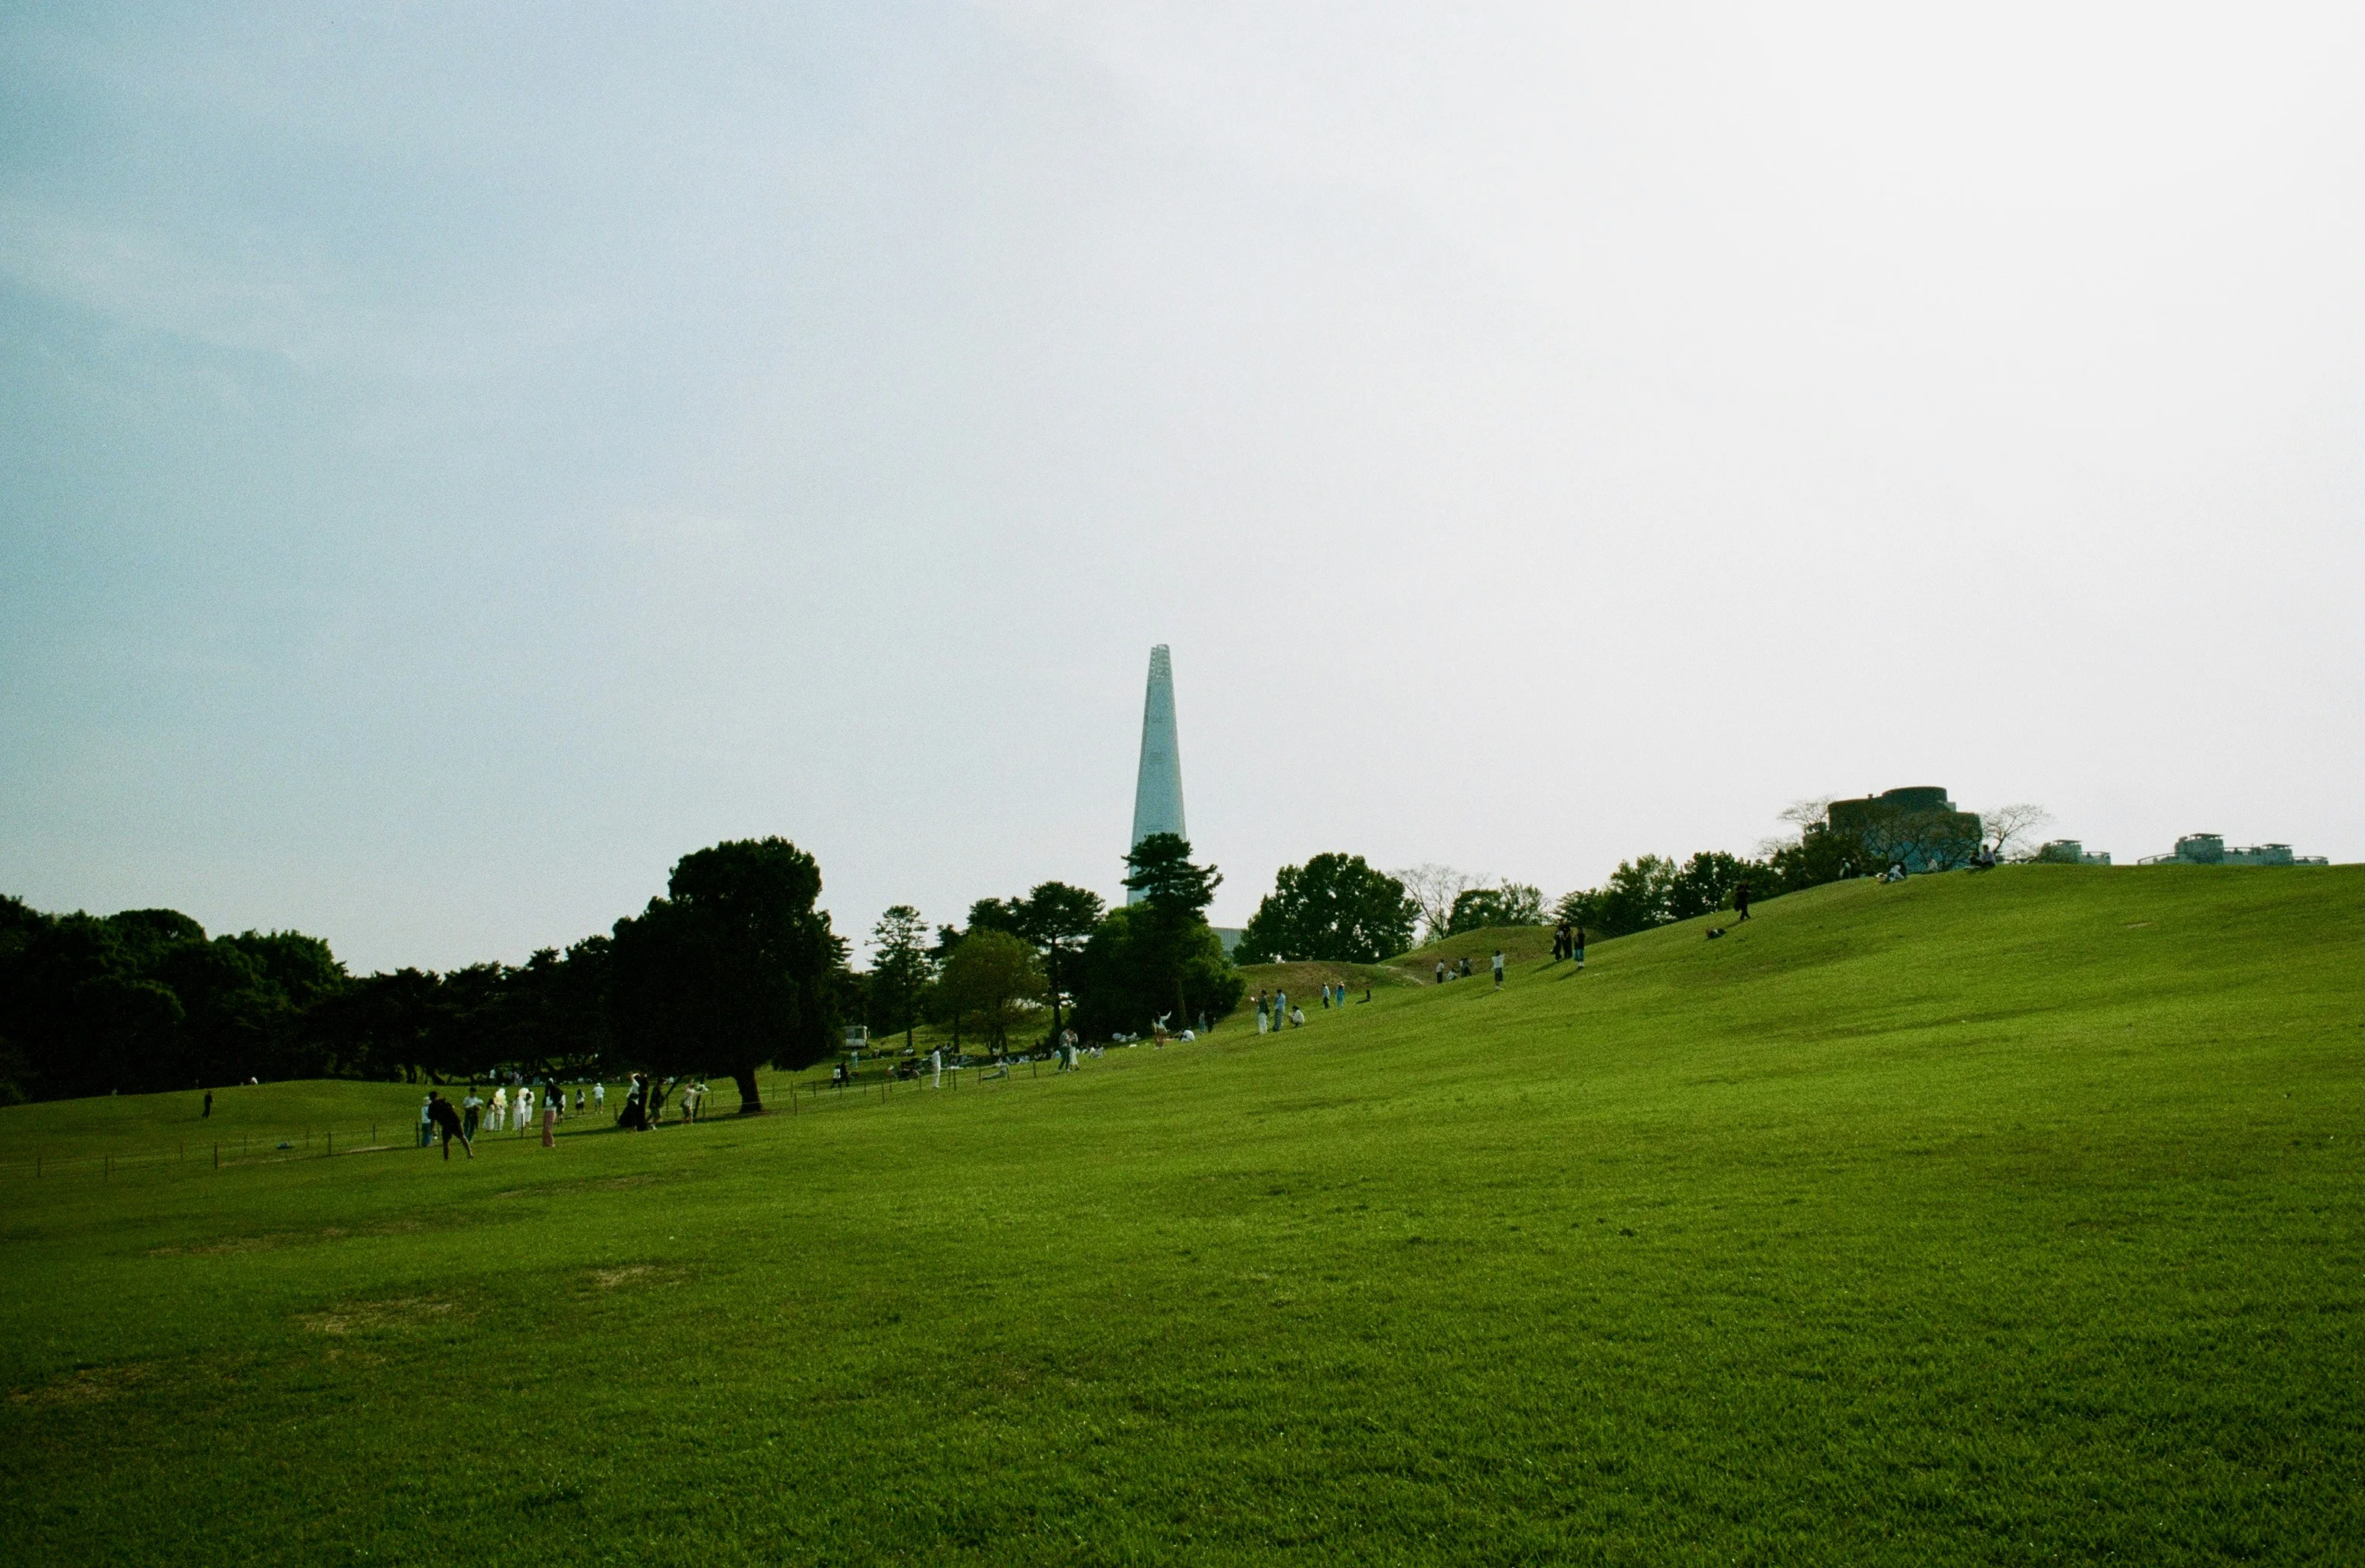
[2,865,2356,1565]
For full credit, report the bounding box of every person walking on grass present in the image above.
[1573,928,1586,971]
[462,1089,482,1141]
[541,1090,558,1148]
[202,1089,213,1119]
[418,1094,434,1148]
[1734,881,1752,922]
[1491,949,1505,990]
[1435,959,1447,985]
[593,1080,606,1112]
[428,1092,472,1161]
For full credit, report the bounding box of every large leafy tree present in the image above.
[609,838,846,1112]
[1016,881,1105,1044]
[939,929,1044,1056]
[1074,835,1243,1036]
[1073,906,1243,1039]
[1235,854,1418,963]
[1446,881,1547,936]
[868,905,933,1048]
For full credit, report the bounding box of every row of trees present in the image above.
[0,840,837,1106]
[1551,799,2053,939]
[0,832,1249,1105]
[3,798,2054,1102]
[864,834,1245,1053]
[0,899,348,1101]
[1227,799,2055,965]
[1231,858,1555,965]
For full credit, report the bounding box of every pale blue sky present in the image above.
[5,3,2360,971]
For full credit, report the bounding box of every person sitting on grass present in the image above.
[427,1092,472,1161]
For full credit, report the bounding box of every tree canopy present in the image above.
[1076,835,1243,1034]
[1014,881,1104,1042]
[1235,854,1418,963]
[938,928,1045,1055]
[609,838,846,1112]
[867,905,933,1048]
[1446,881,1546,935]
[0,898,350,1100]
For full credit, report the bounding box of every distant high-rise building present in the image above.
[1127,645,1187,903]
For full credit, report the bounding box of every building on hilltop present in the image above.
[2035,840,2112,866]
[1817,786,1984,873]
[2138,833,2327,867]
[1127,645,1187,903]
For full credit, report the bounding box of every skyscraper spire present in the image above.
[1128,645,1186,903]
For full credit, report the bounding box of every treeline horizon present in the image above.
[0,795,2034,1105]
[0,831,1245,1106]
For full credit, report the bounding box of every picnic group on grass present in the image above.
[404,919,1626,1163]
[411,1071,712,1158]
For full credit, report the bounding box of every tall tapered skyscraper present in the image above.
[1127,645,1187,903]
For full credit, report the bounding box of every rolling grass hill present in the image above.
[1,864,2356,1565]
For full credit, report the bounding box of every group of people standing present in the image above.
[405,1071,721,1165]
[1253,988,1303,1032]
[1551,921,1588,966]
[1252,978,1376,1033]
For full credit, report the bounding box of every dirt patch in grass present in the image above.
[590,1264,657,1289]
[497,1174,668,1202]
[299,1295,460,1336]
[11,1364,150,1406]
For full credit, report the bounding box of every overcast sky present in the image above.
[4,3,2360,971]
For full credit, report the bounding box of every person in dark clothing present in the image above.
[1734,882,1752,922]
[1573,928,1586,970]
[202,1090,213,1119]
[427,1092,472,1161]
